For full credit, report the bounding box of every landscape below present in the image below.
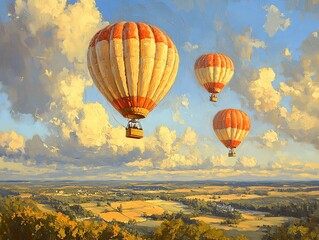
[0,180,318,239]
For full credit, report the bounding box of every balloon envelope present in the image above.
[194,53,234,101]
[213,108,250,149]
[87,22,179,120]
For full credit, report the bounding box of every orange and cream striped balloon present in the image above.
[87,22,179,120]
[213,109,250,156]
[194,53,234,102]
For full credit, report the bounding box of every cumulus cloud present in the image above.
[210,154,230,167]
[0,157,56,176]
[273,30,319,148]
[229,29,319,149]
[125,158,153,170]
[235,156,258,169]
[160,153,196,169]
[0,131,25,153]
[231,29,319,150]
[0,0,107,133]
[171,94,190,124]
[155,126,177,153]
[248,68,281,112]
[268,157,319,177]
[182,41,199,52]
[261,130,286,148]
[233,27,266,62]
[179,127,197,146]
[283,47,292,59]
[141,126,201,170]
[263,5,290,37]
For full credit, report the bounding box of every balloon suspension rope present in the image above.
[110,113,126,128]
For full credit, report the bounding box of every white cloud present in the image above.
[179,127,197,146]
[261,130,286,148]
[269,157,319,174]
[283,47,292,60]
[54,0,106,62]
[235,156,258,169]
[234,27,266,62]
[15,0,67,34]
[182,41,199,52]
[155,126,177,153]
[284,47,292,56]
[172,94,190,124]
[248,68,281,112]
[126,158,153,170]
[210,154,230,167]
[0,157,56,175]
[160,153,200,169]
[0,131,25,153]
[263,5,290,37]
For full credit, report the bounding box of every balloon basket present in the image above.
[126,119,143,139]
[126,128,143,139]
[210,94,217,102]
[228,150,236,157]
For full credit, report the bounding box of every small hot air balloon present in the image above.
[213,109,250,157]
[194,53,234,102]
[87,22,179,139]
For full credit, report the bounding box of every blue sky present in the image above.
[0,0,318,180]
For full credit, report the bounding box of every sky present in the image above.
[0,0,319,181]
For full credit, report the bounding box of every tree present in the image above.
[117,204,123,213]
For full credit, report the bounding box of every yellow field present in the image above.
[111,200,155,210]
[146,199,191,213]
[81,200,189,223]
[169,186,233,194]
[237,217,287,231]
[247,186,274,191]
[80,202,113,216]
[170,189,193,193]
[268,190,319,197]
[208,213,290,232]
[202,186,232,191]
[192,216,225,224]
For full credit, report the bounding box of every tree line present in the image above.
[224,197,318,218]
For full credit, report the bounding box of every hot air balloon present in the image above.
[213,109,250,157]
[194,53,234,102]
[87,22,179,139]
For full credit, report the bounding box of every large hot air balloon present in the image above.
[194,53,234,102]
[213,109,250,157]
[87,22,179,139]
